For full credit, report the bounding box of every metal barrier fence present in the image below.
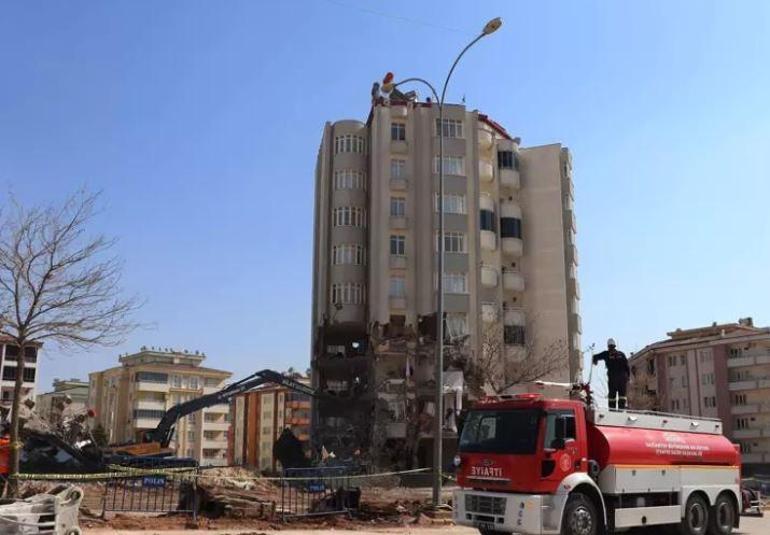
[279,466,360,519]
[102,456,199,517]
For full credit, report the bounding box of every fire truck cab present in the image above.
[453,393,740,535]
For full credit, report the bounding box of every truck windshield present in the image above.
[459,409,540,454]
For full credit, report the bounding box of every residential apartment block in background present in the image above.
[230,376,311,472]
[311,97,581,467]
[0,336,40,411]
[629,317,770,474]
[88,348,232,466]
[36,378,89,424]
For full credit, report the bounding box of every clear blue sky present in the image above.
[1,1,769,393]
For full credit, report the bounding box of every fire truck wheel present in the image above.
[561,493,598,535]
[680,494,710,535]
[478,530,510,535]
[707,494,735,535]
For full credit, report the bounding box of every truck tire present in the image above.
[479,530,510,535]
[679,494,709,535]
[707,493,735,535]
[561,493,598,535]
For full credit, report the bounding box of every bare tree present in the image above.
[627,365,665,411]
[0,190,141,495]
[455,316,570,396]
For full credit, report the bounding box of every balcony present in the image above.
[480,230,496,251]
[390,178,408,191]
[727,356,757,368]
[203,439,229,449]
[135,400,166,411]
[204,404,230,414]
[201,458,228,467]
[204,422,231,432]
[480,265,498,287]
[135,381,169,393]
[571,312,582,335]
[479,160,494,183]
[502,270,525,292]
[568,244,579,266]
[481,303,498,323]
[565,208,576,232]
[134,417,161,429]
[503,307,525,327]
[390,216,408,230]
[728,380,758,391]
[500,168,520,189]
[732,429,764,439]
[478,129,494,152]
[731,404,758,415]
[502,237,523,256]
[390,255,407,269]
[391,140,408,154]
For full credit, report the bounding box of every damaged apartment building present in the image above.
[310,91,581,468]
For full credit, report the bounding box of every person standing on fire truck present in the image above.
[593,338,630,409]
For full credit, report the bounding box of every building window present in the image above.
[390,235,406,256]
[391,122,406,141]
[701,373,715,385]
[189,376,199,390]
[504,325,526,345]
[389,277,405,298]
[331,283,364,305]
[391,159,406,179]
[728,347,743,359]
[444,273,468,294]
[187,430,195,442]
[433,156,464,175]
[333,207,366,227]
[498,150,519,171]
[736,417,749,430]
[681,376,688,387]
[500,217,522,239]
[434,194,467,214]
[704,396,717,408]
[734,394,747,405]
[740,442,752,454]
[334,169,366,190]
[23,368,35,382]
[334,134,366,154]
[698,349,713,363]
[436,231,466,253]
[435,118,464,138]
[480,210,496,232]
[390,197,405,217]
[136,371,169,384]
[445,313,468,338]
[332,244,365,265]
[679,355,685,366]
[133,409,166,419]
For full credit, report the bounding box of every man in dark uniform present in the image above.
[593,338,630,409]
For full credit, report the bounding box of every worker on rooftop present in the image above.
[593,338,630,409]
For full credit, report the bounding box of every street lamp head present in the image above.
[482,17,503,35]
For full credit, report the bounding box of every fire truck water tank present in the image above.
[588,424,740,469]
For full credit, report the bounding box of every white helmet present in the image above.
[607,338,616,348]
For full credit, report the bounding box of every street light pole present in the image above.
[382,17,502,507]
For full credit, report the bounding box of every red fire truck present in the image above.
[453,390,740,535]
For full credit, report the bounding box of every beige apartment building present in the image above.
[88,348,232,466]
[311,96,581,467]
[629,318,770,474]
[230,377,312,472]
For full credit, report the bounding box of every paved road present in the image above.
[85,515,770,534]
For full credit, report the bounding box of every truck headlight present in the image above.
[453,454,462,467]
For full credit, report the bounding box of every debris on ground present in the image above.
[0,484,83,535]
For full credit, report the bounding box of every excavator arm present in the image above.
[146,369,316,447]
